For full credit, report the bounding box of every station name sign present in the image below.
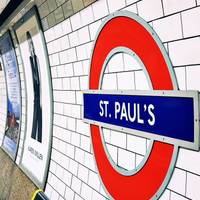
[83,90,199,150]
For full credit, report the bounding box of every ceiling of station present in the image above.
[0,0,10,14]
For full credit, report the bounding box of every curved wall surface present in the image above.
[0,0,200,200]
[0,63,7,146]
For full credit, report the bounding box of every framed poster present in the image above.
[0,31,21,160]
[13,6,53,188]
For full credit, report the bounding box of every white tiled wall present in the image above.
[40,0,200,200]
[0,0,199,199]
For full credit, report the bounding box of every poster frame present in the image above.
[0,30,22,161]
[13,6,53,189]
[0,54,8,147]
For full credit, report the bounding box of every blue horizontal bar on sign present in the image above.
[83,91,197,145]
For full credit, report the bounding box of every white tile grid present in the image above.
[42,1,200,200]
[171,192,190,200]
[46,0,148,198]
[45,6,109,199]
[152,13,183,42]
[154,5,200,200]
[155,8,200,200]
[168,37,200,67]
[48,148,107,199]
[168,168,187,196]
[159,189,170,200]
[137,0,164,22]
[162,0,196,16]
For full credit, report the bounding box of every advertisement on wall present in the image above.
[14,7,52,188]
[0,32,21,159]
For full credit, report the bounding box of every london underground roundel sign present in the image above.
[83,11,199,199]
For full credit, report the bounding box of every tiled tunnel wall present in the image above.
[0,0,200,200]
[41,0,200,200]
[36,0,96,30]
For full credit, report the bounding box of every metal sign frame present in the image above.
[83,89,200,151]
[0,30,22,160]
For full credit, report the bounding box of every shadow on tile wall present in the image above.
[36,0,97,30]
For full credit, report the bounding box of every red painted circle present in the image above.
[89,16,175,199]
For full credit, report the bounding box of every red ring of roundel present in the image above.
[89,14,175,200]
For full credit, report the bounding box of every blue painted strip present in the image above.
[84,93,194,142]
